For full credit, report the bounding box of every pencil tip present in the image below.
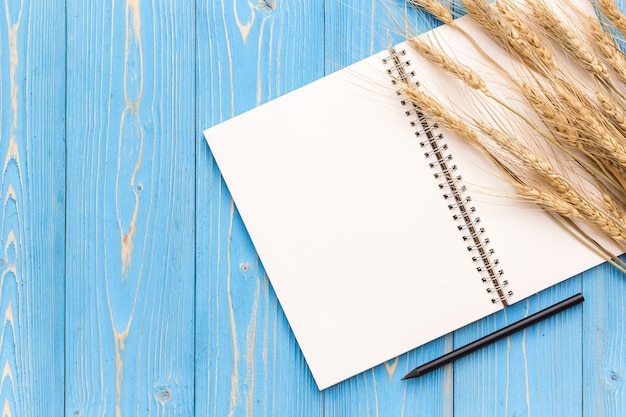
[402,370,418,380]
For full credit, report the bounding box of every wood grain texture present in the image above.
[3,0,625,415]
[583,261,626,416]
[195,0,325,415]
[453,278,584,416]
[0,1,65,416]
[65,1,195,415]
[324,0,443,74]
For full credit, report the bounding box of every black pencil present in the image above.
[402,293,585,380]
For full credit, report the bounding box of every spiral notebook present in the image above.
[204,5,615,390]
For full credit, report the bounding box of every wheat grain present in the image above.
[603,192,626,227]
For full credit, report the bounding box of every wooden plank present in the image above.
[583,262,626,416]
[324,0,444,74]
[585,2,626,417]
[195,0,325,415]
[324,340,454,417]
[0,1,65,415]
[453,278,583,416]
[65,1,196,415]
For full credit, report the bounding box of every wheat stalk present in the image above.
[495,0,557,74]
[596,88,626,133]
[520,81,626,191]
[409,29,626,190]
[479,120,626,246]
[461,0,539,67]
[401,83,485,149]
[401,0,626,264]
[597,0,626,40]
[519,186,626,243]
[543,77,626,180]
[589,17,626,88]
[407,36,490,94]
[406,0,454,25]
[409,87,626,244]
[528,0,611,83]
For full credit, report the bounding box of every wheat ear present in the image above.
[519,185,626,243]
[598,0,626,40]
[556,81,626,187]
[410,0,543,86]
[407,36,540,130]
[521,82,626,191]
[527,0,611,83]
[408,90,626,243]
[588,16,626,92]
[461,0,538,66]
[495,0,559,73]
[474,119,626,245]
[407,37,490,94]
[404,84,626,242]
[495,0,558,75]
[561,87,626,171]
[401,84,483,147]
[407,36,618,188]
[407,0,454,25]
[596,88,626,134]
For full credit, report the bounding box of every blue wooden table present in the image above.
[2,0,626,415]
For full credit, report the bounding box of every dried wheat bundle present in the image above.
[597,0,626,39]
[403,0,626,269]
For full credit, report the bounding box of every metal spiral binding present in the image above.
[382,47,513,305]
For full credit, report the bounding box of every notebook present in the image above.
[204,2,617,389]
